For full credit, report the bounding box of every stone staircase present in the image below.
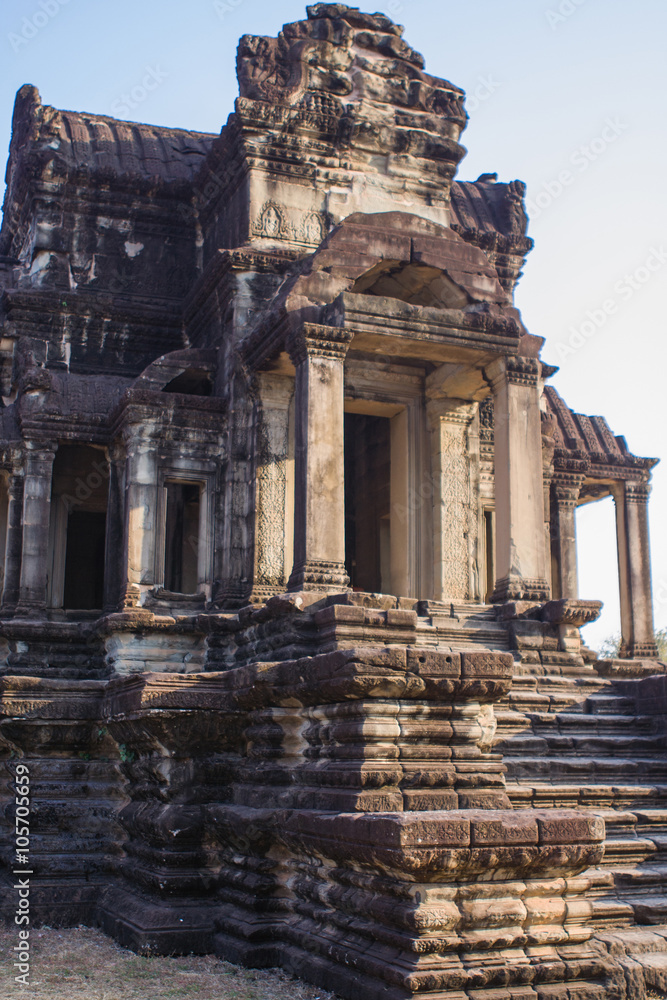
[419,600,511,650]
[496,658,667,996]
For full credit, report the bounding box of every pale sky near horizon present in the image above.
[0,0,665,650]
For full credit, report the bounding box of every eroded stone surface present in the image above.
[0,4,665,999]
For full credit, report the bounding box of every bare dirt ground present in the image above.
[0,926,340,1000]
[4,927,665,1000]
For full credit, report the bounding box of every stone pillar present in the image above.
[212,369,256,609]
[286,324,352,592]
[251,372,295,601]
[550,473,584,600]
[120,427,158,608]
[103,443,126,613]
[485,358,550,603]
[427,397,477,602]
[612,481,633,658]
[15,442,57,618]
[614,480,658,659]
[1,466,24,613]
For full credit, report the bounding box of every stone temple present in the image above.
[1,4,666,998]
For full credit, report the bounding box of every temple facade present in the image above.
[1,6,666,999]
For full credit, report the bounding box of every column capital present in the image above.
[426,396,475,429]
[24,440,57,459]
[485,356,541,391]
[625,480,652,504]
[7,470,24,498]
[552,471,585,507]
[108,439,127,464]
[253,371,295,410]
[286,324,353,366]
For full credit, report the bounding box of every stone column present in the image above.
[103,443,126,613]
[550,473,584,600]
[485,358,550,603]
[1,466,24,613]
[286,324,352,593]
[120,426,158,608]
[15,442,57,618]
[614,480,658,659]
[426,397,477,602]
[612,481,633,658]
[251,372,295,601]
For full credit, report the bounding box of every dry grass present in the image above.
[0,926,339,1000]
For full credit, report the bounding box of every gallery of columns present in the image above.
[0,240,658,667]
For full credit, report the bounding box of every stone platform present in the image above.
[1,595,666,999]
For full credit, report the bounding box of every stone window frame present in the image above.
[154,466,216,598]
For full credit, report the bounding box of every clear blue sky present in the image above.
[1,0,665,648]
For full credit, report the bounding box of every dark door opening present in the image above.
[484,509,495,603]
[63,510,106,610]
[344,413,391,593]
[50,445,109,611]
[164,482,201,594]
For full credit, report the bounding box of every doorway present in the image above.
[49,446,108,611]
[164,482,201,594]
[344,414,391,593]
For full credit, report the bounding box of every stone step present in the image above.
[507,782,667,806]
[603,837,658,866]
[534,986,607,1000]
[506,762,667,786]
[596,923,667,954]
[614,865,667,891]
[591,897,636,926]
[627,896,667,925]
[585,693,638,715]
[597,809,649,836]
[499,735,666,756]
[637,812,667,838]
[501,711,657,735]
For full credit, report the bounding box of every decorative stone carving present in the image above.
[254,202,288,240]
[0,5,664,998]
[427,398,478,602]
[541,598,603,628]
[252,373,294,600]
